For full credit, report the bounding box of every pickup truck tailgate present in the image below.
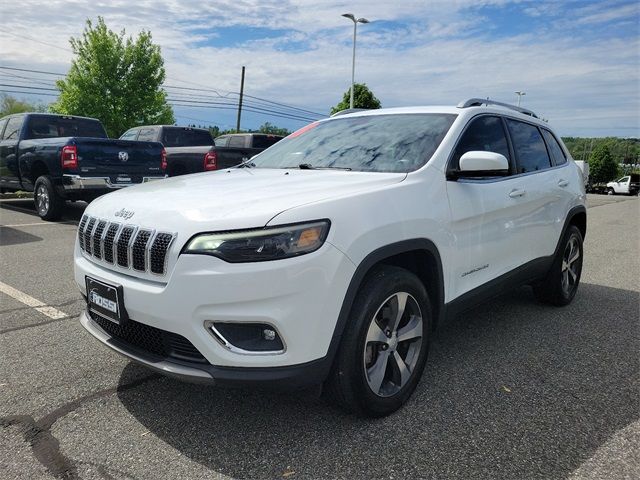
[75,138,164,183]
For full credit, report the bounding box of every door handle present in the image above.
[508,189,526,198]
[558,179,569,187]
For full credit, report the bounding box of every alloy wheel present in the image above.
[363,292,423,397]
[36,184,49,215]
[561,235,581,295]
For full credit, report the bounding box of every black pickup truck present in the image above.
[0,113,166,220]
[119,126,283,176]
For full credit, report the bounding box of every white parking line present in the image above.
[0,281,68,319]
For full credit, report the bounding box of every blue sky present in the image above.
[0,0,638,137]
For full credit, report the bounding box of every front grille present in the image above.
[132,230,152,271]
[78,215,174,275]
[83,217,96,255]
[78,215,88,250]
[103,223,120,264]
[88,310,208,364]
[92,220,107,259]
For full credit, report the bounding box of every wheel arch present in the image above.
[328,239,445,362]
[28,160,50,185]
[557,205,587,257]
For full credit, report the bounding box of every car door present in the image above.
[505,119,566,263]
[0,115,24,189]
[446,115,531,299]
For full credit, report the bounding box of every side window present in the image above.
[3,116,24,140]
[541,129,567,166]
[120,129,139,141]
[451,116,510,170]
[618,176,629,183]
[506,119,552,173]
[137,128,157,142]
[228,136,245,148]
[215,136,228,147]
[0,119,8,139]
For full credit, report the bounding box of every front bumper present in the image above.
[80,310,332,388]
[74,241,356,384]
[62,174,166,191]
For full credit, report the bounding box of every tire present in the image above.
[607,188,615,195]
[533,225,583,306]
[324,265,431,417]
[34,175,64,221]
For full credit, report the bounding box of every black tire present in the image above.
[607,187,615,195]
[324,265,431,417]
[34,175,64,221]
[533,225,583,306]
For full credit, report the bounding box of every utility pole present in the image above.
[236,66,245,133]
[515,91,526,107]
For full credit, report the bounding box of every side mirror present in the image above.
[452,151,509,179]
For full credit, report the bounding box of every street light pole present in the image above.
[342,13,369,110]
[515,91,526,107]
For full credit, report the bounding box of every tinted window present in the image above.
[137,128,157,142]
[253,114,457,173]
[3,116,25,140]
[252,135,282,149]
[161,128,213,147]
[506,119,552,173]
[228,136,245,148]
[24,116,107,139]
[541,129,567,166]
[120,129,139,141]
[451,116,510,170]
[618,176,629,183]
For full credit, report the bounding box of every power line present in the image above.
[0,65,327,118]
[1,78,320,122]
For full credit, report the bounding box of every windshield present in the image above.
[25,116,107,139]
[162,128,213,147]
[252,113,456,173]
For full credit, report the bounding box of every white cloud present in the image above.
[0,0,637,136]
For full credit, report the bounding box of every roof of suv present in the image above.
[330,99,546,128]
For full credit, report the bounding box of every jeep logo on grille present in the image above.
[118,151,129,162]
[114,208,135,220]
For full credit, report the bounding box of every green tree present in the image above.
[589,143,619,184]
[51,17,174,137]
[330,83,381,115]
[0,94,46,116]
[258,122,290,136]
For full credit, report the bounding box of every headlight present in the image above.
[182,220,330,263]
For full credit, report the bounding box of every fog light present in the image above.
[207,322,285,353]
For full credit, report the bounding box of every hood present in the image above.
[85,168,406,233]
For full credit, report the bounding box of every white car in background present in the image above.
[606,174,639,195]
[74,98,586,417]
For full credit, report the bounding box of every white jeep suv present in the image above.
[74,98,586,417]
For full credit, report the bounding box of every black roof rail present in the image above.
[330,108,369,117]
[457,98,538,119]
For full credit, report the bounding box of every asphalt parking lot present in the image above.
[1,194,638,480]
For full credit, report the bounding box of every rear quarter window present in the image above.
[541,129,567,166]
[506,119,552,173]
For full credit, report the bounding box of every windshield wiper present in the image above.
[234,157,256,168]
[297,163,352,171]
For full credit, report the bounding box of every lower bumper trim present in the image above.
[79,311,333,389]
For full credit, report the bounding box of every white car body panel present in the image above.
[73,104,586,380]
